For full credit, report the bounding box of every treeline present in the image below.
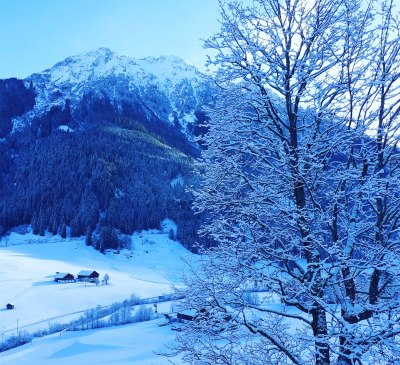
[0,121,205,251]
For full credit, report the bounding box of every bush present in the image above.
[0,331,33,352]
[132,305,155,322]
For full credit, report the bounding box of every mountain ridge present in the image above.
[0,48,211,251]
[11,47,212,139]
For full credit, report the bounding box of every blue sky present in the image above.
[0,0,220,79]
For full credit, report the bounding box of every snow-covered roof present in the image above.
[55,272,73,279]
[177,309,197,317]
[77,270,98,276]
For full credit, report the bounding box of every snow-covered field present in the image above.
[0,319,179,365]
[0,228,192,364]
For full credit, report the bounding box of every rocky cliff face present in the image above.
[9,47,212,143]
[0,78,35,138]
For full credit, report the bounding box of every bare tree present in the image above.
[171,0,400,364]
[103,273,110,285]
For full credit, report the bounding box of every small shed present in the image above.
[77,270,100,282]
[54,272,75,283]
[177,309,196,322]
[6,303,14,310]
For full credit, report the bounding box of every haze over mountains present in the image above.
[0,48,213,251]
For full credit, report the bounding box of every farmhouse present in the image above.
[77,270,100,282]
[6,303,14,310]
[54,272,75,283]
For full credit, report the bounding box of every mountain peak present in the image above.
[35,48,201,85]
[93,46,114,55]
[76,46,114,58]
[16,48,211,138]
[142,54,185,64]
[82,47,116,63]
[51,47,118,70]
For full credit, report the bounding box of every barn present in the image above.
[6,303,14,310]
[54,272,75,283]
[77,270,100,282]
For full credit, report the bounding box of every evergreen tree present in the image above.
[85,226,93,246]
[60,223,67,239]
[99,225,119,251]
[31,211,39,235]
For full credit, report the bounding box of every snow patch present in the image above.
[170,174,184,187]
[161,219,177,236]
[58,125,74,132]
[182,112,196,125]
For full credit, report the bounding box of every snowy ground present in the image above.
[0,227,192,364]
[0,319,180,365]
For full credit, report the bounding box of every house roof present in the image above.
[77,270,98,276]
[55,272,73,279]
[177,309,197,317]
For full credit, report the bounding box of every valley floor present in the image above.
[0,229,191,363]
[0,318,179,365]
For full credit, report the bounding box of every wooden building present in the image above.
[177,309,196,322]
[54,272,75,283]
[6,303,14,310]
[77,270,100,282]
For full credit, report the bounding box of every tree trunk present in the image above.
[311,296,330,365]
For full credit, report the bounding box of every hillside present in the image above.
[0,49,213,250]
[0,230,190,364]
[0,320,180,365]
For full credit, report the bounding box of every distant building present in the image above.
[54,272,75,283]
[177,309,196,322]
[6,303,14,310]
[77,270,100,282]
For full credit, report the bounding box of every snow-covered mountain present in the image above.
[12,47,212,137]
[0,48,210,246]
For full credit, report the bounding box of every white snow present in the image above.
[10,47,208,140]
[27,47,204,111]
[182,112,196,125]
[160,219,178,236]
[0,319,180,365]
[170,175,184,187]
[0,229,193,363]
[58,125,73,132]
